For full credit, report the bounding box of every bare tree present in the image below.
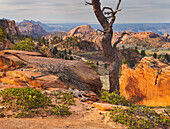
[85,0,126,93]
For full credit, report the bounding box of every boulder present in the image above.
[120,57,170,107]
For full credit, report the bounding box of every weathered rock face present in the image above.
[0,50,102,92]
[0,19,21,41]
[120,57,170,107]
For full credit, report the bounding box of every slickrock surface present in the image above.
[0,50,102,92]
[120,57,170,107]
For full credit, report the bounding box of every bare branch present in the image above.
[96,29,106,34]
[84,0,93,5]
[104,12,112,15]
[116,0,121,11]
[113,9,122,14]
[113,32,127,48]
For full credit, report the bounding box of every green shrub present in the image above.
[99,90,170,129]
[122,58,128,65]
[0,88,75,118]
[85,60,97,71]
[12,38,35,52]
[110,105,170,129]
[100,90,130,106]
[0,26,7,44]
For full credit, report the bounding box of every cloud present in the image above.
[0,0,169,23]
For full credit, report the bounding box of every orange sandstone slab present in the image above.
[93,102,126,111]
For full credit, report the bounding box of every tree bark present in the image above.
[101,31,119,93]
[86,0,123,93]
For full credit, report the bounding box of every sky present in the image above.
[0,0,170,24]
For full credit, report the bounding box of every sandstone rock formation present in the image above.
[66,25,103,49]
[120,57,170,107]
[0,19,21,46]
[67,25,95,37]
[63,25,170,49]
[18,21,48,38]
[0,50,102,92]
[0,19,21,39]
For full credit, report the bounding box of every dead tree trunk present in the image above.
[85,0,126,93]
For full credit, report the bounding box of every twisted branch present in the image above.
[116,0,122,11]
[113,32,127,48]
[102,7,114,14]
[84,0,93,5]
[96,29,106,34]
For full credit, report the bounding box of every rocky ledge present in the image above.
[0,50,102,92]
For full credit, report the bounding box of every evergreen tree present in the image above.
[70,56,74,60]
[122,45,125,50]
[12,38,35,52]
[64,49,67,55]
[141,50,146,57]
[153,53,157,58]
[53,46,58,55]
[104,63,108,69]
[165,54,170,62]
[68,49,72,55]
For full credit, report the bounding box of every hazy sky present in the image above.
[0,0,170,24]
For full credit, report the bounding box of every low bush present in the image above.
[99,90,170,129]
[100,90,130,106]
[85,60,97,71]
[110,105,170,129]
[0,88,75,118]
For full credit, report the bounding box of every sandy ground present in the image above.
[0,98,127,129]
